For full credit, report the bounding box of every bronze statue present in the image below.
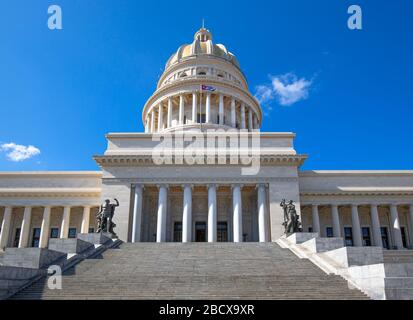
[280,199,302,235]
[97,198,119,237]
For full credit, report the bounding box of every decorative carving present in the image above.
[280,199,302,235]
[96,198,119,237]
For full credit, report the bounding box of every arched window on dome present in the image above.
[179,72,187,78]
[198,71,206,76]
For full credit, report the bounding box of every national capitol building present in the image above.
[1,27,413,300]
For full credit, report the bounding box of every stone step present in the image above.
[10,243,369,300]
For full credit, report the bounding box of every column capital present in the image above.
[255,183,267,190]
[231,183,244,190]
[156,184,169,190]
[133,183,145,189]
[207,183,217,189]
[182,184,194,190]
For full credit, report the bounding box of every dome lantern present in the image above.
[194,27,212,42]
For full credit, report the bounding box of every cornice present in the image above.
[299,170,413,177]
[0,188,102,198]
[300,190,413,197]
[101,177,298,185]
[105,131,296,139]
[93,154,307,168]
[0,171,102,178]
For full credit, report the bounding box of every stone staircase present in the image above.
[10,243,369,300]
[383,250,413,264]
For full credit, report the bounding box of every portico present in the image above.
[130,183,269,243]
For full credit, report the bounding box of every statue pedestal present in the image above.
[286,232,319,244]
[1,248,66,269]
[77,233,113,245]
[48,238,94,254]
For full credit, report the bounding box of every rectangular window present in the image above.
[217,222,228,242]
[326,227,334,238]
[173,222,182,242]
[88,227,95,234]
[401,227,408,248]
[344,227,353,247]
[362,227,371,246]
[31,228,41,247]
[68,228,77,239]
[14,228,21,247]
[308,227,313,233]
[381,227,389,249]
[197,114,206,124]
[50,228,59,239]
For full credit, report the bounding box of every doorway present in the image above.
[217,222,228,242]
[195,222,206,242]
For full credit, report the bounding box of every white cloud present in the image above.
[0,143,41,162]
[255,72,313,108]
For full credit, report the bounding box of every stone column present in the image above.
[206,93,211,123]
[207,184,217,242]
[80,206,91,234]
[39,206,51,248]
[351,205,362,247]
[156,185,168,242]
[179,94,185,125]
[150,109,155,133]
[145,118,149,133]
[240,103,246,129]
[19,206,32,248]
[311,205,321,234]
[232,184,243,242]
[219,94,224,125]
[248,108,253,131]
[158,104,163,130]
[132,185,143,243]
[192,92,197,124]
[167,98,172,128]
[370,204,382,247]
[257,184,268,242]
[253,113,258,129]
[390,204,403,249]
[60,206,71,238]
[231,98,236,128]
[182,185,193,242]
[331,205,341,237]
[0,207,12,250]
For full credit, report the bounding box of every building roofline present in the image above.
[0,171,102,177]
[105,132,296,138]
[299,170,413,177]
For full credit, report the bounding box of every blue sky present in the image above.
[0,0,412,171]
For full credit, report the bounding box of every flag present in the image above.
[200,84,216,92]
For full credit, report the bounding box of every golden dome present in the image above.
[165,28,240,70]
